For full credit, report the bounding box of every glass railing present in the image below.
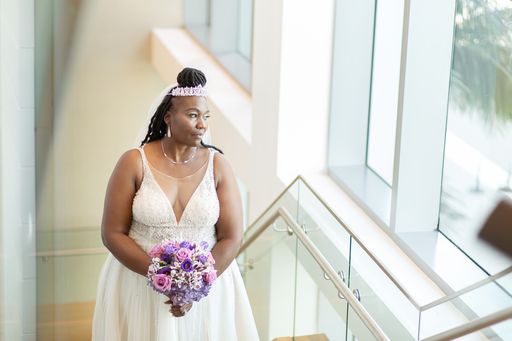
[238,179,387,340]
[238,176,512,341]
[419,271,512,340]
[242,216,298,340]
[294,240,349,340]
[349,238,419,340]
[36,228,107,340]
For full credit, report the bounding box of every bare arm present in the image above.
[210,153,244,277]
[101,149,151,277]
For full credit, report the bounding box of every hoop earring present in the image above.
[167,125,171,138]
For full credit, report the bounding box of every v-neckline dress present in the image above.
[142,144,212,227]
[92,146,259,341]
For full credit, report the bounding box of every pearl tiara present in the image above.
[170,85,207,97]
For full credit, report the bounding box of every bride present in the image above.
[92,67,259,340]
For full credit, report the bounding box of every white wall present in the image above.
[0,0,36,339]
[48,0,182,232]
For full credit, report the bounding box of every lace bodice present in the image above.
[128,146,219,251]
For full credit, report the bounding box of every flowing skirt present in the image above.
[92,253,259,341]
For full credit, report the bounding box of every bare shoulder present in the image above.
[118,148,142,169]
[212,150,235,186]
[112,148,144,187]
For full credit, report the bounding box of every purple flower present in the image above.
[175,248,192,262]
[156,267,171,275]
[180,258,194,272]
[152,274,172,293]
[180,241,192,249]
[203,270,217,284]
[161,253,173,264]
[164,245,178,254]
[197,254,208,264]
[200,241,209,250]
[170,292,188,306]
[148,244,165,258]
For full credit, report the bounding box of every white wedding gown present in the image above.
[92,146,259,341]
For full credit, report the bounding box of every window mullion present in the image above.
[390,0,456,233]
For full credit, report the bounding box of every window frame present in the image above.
[328,0,512,280]
[328,0,456,234]
[184,0,254,91]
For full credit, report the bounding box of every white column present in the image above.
[0,0,37,340]
[391,0,457,232]
[249,0,285,218]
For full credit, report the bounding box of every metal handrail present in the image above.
[245,176,512,313]
[245,175,422,309]
[420,266,512,311]
[239,206,390,341]
[299,177,422,309]
[239,210,282,255]
[300,176,512,314]
[422,306,512,341]
[241,176,512,340]
[35,247,107,258]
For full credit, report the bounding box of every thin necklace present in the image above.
[161,139,197,165]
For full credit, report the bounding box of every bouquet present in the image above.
[147,240,217,306]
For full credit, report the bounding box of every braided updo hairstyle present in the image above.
[139,67,223,153]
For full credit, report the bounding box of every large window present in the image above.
[327,0,403,225]
[366,0,404,185]
[328,0,511,275]
[439,0,512,273]
[184,0,253,91]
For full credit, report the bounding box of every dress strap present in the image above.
[208,148,217,185]
[136,145,150,173]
